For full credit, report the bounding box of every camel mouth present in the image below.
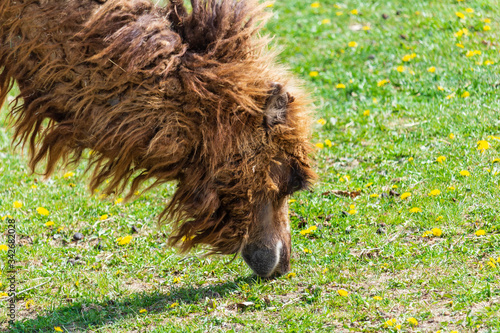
[241,240,289,278]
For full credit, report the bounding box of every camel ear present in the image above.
[264,83,293,128]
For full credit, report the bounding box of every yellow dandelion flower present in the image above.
[449,133,455,139]
[322,268,329,274]
[309,226,317,231]
[350,9,358,15]
[317,118,326,125]
[428,189,441,196]
[289,199,296,203]
[401,192,411,200]
[170,302,179,308]
[402,54,411,62]
[116,235,132,245]
[266,3,273,7]
[446,93,455,99]
[139,309,147,313]
[483,25,491,31]
[362,25,370,31]
[0,245,8,251]
[484,60,494,65]
[395,324,402,330]
[455,12,465,19]
[100,214,108,220]
[465,8,474,13]
[336,11,343,16]
[0,292,8,297]
[384,318,396,327]
[54,328,63,332]
[392,185,398,189]
[432,228,443,237]
[315,143,324,149]
[365,182,373,188]
[459,170,470,177]
[25,299,34,309]
[63,171,75,178]
[466,50,475,57]
[475,229,486,236]
[370,193,379,198]
[436,216,443,221]
[448,186,456,191]
[348,209,357,215]
[321,18,331,24]
[422,230,433,237]
[456,43,464,48]
[372,98,378,104]
[461,91,470,98]
[13,201,23,209]
[44,221,55,227]
[336,83,346,88]
[408,157,414,162]
[407,317,418,326]
[324,139,332,147]
[373,296,383,300]
[37,207,49,216]
[286,272,296,279]
[377,79,389,87]
[31,184,37,189]
[348,41,358,48]
[427,66,436,73]
[303,248,312,254]
[337,289,349,297]
[477,140,490,151]
[363,109,370,116]
[409,207,422,213]
[437,156,446,163]
[309,71,319,77]
[57,226,64,232]
[114,198,123,205]
[310,2,320,8]
[396,66,405,72]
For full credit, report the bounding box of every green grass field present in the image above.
[1,0,500,332]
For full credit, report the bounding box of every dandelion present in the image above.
[365,182,373,188]
[409,207,422,213]
[475,229,486,236]
[54,328,63,332]
[315,143,324,149]
[286,272,296,279]
[401,192,411,200]
[461,91,470,98]
[322,268,329,274]
[455,12,465,19]
[311,2,320,8]
[372,98,378,104]
[456,43,464,48]
[13,201,23,209]
[408,157,414,162]
[377,79,389,87]
[337,289,349,297]
[459,170,470,177]
[317,118,326,125]
[336,83,346,89]
[407,317,418,326]
[114,198,123,205]
[362,25,370,31]
[44,221,55,227]
[477,140,490,152]
[432,228,443,237]
[370,193,379,198]
[427,66,436,73]
[63,171,75,178]
[348,209,357,215]
[116,235,132,245]
[395,324,402,330]
[402,54,411,62]
[100,214,108,220]
[436,216,443,221]
[446,93,455,100]
[25,299,34,309]
[384,318,397,327]
[392,185,398,189]
[173,277,181,283]
[348,41,358,48]
[484,60,494,66]
[448,186,456,191]
[37,207,49,216]
[321,19,330,24]
[483,25,491,31]
[139,309,147,313]
[350,9,358,15]
[0,245,8,251]
[0,292,8,297]
[373,296,383,300]
[303,248,312,254]
[325,139,332,147]
[437,156,446,163]
[170,302,179,308]
[396,66,405,72]
[309,71,319,77]
[336,11,343,16]
[31,184,37,189]
[449,133,455,139]
[422,230,433,237]
[428,189,441,196]
[363,110,370,116]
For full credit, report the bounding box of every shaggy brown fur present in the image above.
[0,0,315,259]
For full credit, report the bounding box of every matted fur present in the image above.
[0,0,315,255]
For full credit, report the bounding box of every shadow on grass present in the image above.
[10,275,260,332]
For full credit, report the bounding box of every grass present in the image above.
[1,0,500,332]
